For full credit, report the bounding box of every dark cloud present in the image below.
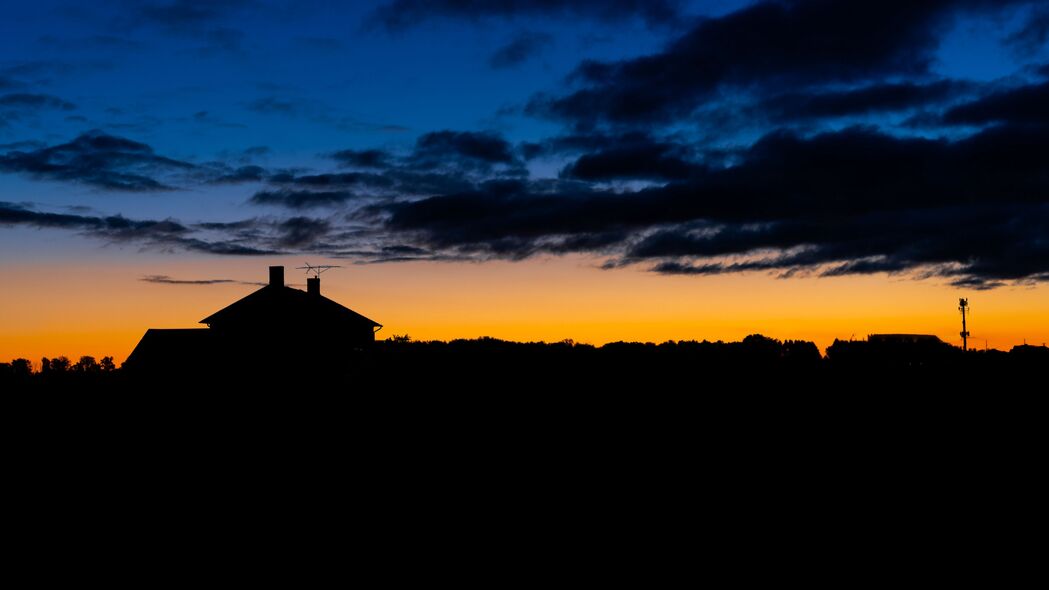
[518,142,545,160]
[141,275,239,285]
[373,124,1049,287]
[277,216,330,248]
[270,171,395,190]
[560,135,696,181]
[527,0,1027,127]
[521,131,663,159]
[141,274,267,286]
[1,93,78,128]
[409,130,521,173]
[639,203,1049,290]
[759,80,972,121]
[94,213,189,241]
[0,201,183,242]
[367,0,681,30]
[0,130,195,191]
[235,132,526,209]
[323,131,522,194]
[1005,5,1049,54]
[241,145,271,157]
[330,148,392,169]
[194,219,259,231]
[250,189,357,209]
[489,32,553,69]
[375,179,623,251]
[209,164,267,184]
[0,93,77,110]
[651,259,775,276]
[942,80,1049,125]
[382,170,479,196]
[132,0,254,31]
[0,201,277,255]
[325,243,470,263]
[1,201,131,231]
[170,239,277,255]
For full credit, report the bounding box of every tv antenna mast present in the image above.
[959,298,970,351]
[296,262,341,279]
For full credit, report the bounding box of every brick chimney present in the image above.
[269,266,284,287]
[307,277,320,296]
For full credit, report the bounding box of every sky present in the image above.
[2,0,1049,362]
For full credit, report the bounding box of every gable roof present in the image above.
[199,284,381,328]
[125,328,214,368]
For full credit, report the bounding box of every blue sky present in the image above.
[2,0,1048,288]
[2,2,690,220]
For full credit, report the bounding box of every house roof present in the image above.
[125,328,214,367]
[199,284,382,328]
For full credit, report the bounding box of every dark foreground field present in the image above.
[6,333,1041,555]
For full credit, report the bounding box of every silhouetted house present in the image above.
[125,266,381,374]
[201,266,381,343]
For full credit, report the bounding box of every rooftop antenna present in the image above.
[296,262,341,279]
[959,298,970,351]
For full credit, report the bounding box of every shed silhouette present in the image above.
[125,266,381,373]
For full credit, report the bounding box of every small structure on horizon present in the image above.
[826,333,957,368]
[867,334,944,345]
[959,298,971,351]
[125,265,381,373]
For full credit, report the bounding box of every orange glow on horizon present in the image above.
[2,255,1048,365]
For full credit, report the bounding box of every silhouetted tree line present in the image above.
[3,335,1046,391]
[0,355,119,390]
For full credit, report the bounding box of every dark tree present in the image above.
[10,358,32,378]
[73,356,99,373]
[48,356,70,373]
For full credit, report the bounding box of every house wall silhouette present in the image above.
[125,266,382,373]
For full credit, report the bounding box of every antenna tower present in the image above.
[958,298,970,351]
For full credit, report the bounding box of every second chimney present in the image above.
[269,265,284,287]
[307,277,320,296]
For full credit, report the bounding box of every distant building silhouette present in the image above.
[1009,343,1049,361]
[866,334,943,345]
[826,333,957,369]
[125,266,381,374]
